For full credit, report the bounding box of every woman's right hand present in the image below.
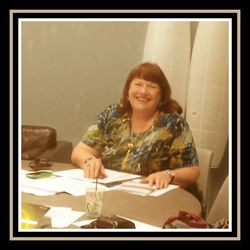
[83,157,107,179]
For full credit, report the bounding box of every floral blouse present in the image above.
[81,104,198,176]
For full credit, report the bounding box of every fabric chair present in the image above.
[196,148,213,216]
[22,125,73,163]
[206,176,228,224]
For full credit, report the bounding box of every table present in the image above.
[21,160,202,228]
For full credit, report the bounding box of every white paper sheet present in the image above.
[21,169,178,197]
[21,170,108,196]
[55,168,141,184]
[44,207,85,228]
[21,186,56,196]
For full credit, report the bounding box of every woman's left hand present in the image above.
[142,171,171,189]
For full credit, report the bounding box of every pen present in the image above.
[102,177,143,188]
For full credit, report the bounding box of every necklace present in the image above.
[121,111,160,171]
[121,142,134,170]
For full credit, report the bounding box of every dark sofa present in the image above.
[22,125,73,163]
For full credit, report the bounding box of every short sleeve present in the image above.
[168,114,198,169]
[81,104,119,152]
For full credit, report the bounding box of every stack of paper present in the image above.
[115,181,156,196]
[21,170,108,196]
[113,179,179,196]
[21,168,178,197]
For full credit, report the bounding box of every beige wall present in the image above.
[22,22,148,145]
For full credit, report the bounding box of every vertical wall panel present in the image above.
[186,22,229,167]
[143,22,191,113]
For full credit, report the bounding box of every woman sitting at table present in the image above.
[71,62,200,196]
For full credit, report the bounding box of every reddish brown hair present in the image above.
[119,62,182,115]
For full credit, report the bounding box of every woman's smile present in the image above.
[135,96,151,103]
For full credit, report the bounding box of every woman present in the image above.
[71,62,200,190]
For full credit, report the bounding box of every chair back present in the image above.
[196,148,213,208]
[207,176,228,223]
[22,125,57,160]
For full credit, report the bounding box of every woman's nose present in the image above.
[139,85,148,94]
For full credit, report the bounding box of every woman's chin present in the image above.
[132,105,154,113]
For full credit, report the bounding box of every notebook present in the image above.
[21,202,50,229]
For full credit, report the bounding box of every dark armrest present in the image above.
[22,147,48,160]
[39,141,73,163]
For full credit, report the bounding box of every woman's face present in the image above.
[128,78,161,114]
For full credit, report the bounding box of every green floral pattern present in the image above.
[82,104,198,175]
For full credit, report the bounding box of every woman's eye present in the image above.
[148,84,157,89]
[135,82,142,86]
